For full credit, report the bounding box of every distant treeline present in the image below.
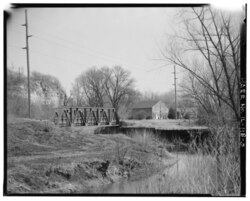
[7,65,199,121]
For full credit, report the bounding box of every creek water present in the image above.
[92,126,212,194]
[98,154,187,194]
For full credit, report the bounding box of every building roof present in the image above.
[132,100,159,109]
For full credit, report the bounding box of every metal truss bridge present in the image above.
[53,106,118,127]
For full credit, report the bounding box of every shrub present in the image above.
[168,107,176,119]
[183,112,190,119]
[133,111,149,120]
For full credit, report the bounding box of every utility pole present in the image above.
[22,9,32,118]
[173,65,177,119]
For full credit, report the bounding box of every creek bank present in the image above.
[8,153,168,194]
[97,158,179,194]
[7,117,172,194]
[95,125,209,143]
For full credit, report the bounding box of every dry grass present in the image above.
[122,119,207,130]
[132,152,240,196]
[7,116,240,195]
[132,133,240,196]
[134,154,216,194]
[7,117,170,194]
[103,126,240,196]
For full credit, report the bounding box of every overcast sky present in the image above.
[7,7,185,94]
[6,6,242,95]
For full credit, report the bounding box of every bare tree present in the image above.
[180,72,223,119]
[140,90,160,101]
[160,6,244,195]
[73,67,106,107]
[117,89,141,119]
[102,66,136,121]
[161,6,242,121]
[72,66,136,121]
[70,79,85,106]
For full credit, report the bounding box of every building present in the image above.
[131,100,169,120]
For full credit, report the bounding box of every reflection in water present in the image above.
[98,154,215,194]
[99,156,180,194]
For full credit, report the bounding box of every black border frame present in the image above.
[3,3,246,197]
[240,4,247,197]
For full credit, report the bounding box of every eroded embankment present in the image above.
[95,124,211,152]
[7,118,173,194]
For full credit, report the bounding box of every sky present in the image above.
[6,5,244,95]
[6,7,186,95]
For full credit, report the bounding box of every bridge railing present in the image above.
[53,106,118,127]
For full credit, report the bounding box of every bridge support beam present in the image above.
[54,106,117,127]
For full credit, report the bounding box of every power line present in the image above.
[30,14,137,62]
[146,63,172,72]
[8,10,168,77]
[28,22,160,72]
[8,44,90,69]
[33,35,123,65]
[30,49,90,68]
[7,28,25,34]
[30,26,142,69]
[32,33,160,73]
[30,14,68,31]
[10,14,161,73]
[8,19,24,26]
[9,43,145,76]
[12,20,141,70]
[8,45,24,49]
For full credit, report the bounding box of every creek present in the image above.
[93,126,213,194]
[96,153,191,194]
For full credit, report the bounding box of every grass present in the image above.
[132,148,240,195]
[103,153,216,194]
[7,117,170,194]
[7,116,240,195]
[138,154,216,194]
[121,119,208,130]
[101,129,240,196]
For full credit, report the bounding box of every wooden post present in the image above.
[23,9,32,118]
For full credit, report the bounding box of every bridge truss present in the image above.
[53,107,118,127]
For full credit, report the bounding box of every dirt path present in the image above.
[8,148,120,163]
